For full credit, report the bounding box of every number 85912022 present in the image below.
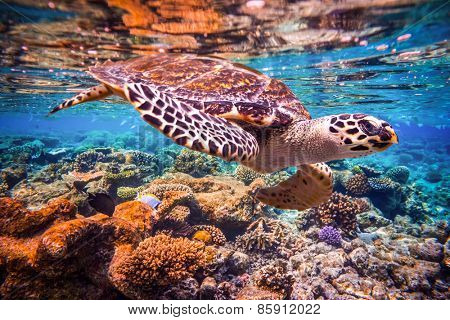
[257,303,320,315]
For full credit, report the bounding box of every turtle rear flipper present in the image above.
[49,84,112,115]
[256,162,333,210]
[124,82,259,162]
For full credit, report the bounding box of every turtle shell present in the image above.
[89,54,310,126]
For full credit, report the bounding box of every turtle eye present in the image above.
[359,120,381,136]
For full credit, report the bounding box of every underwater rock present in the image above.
[332,272,386,300]
[367,177,402,218]
[357,210,392,233]
[150,173,265,233]
[1,166,27,190]
[0,197,76,236]
[199,276,217,299]
[425,169,442,183]
[253,260,294,298]
[235,217,289,253]
[409,239,444,263]
[0,202,143,299]
[161,277,199,300]
[140,182,195,220]
[236,285,284,300]
[226,251,250,275]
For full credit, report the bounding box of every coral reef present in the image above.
[74,150,106,172]
[0,133,447,300]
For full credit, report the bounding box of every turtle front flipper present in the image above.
[49,84,112,114]
[256,162,333,210]
[124,82,260,162]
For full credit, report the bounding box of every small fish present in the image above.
[137,193,161,209]
[120,120,127,126]
[88,192,116,216]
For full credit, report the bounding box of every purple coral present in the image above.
[318,226,342,246]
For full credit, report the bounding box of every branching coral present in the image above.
[108,234,214,298]
[234,165,266,185]
[318,226,342,246]
[344,173,371,196]
[235,217,288,252]
[168,149,222,178]
[73,150,105,172]
[313,192,361,236]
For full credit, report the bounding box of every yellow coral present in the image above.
[192,230,212,245]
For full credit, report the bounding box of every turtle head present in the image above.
[326,113,398,158]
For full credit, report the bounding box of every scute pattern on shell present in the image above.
[89,54,310,127]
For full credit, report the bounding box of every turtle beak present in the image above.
[386,126,399,144]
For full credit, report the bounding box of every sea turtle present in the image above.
[50,54,398,210]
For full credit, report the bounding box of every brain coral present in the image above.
[108,234,214,298]
[386,166,410,184]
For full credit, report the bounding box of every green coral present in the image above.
[117,186,145,201]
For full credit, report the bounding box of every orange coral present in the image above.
[108,234,212,298]
[113,200,155,235]
[0,197,144,298]
[192,225,226,246]
[0,197,76,236]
